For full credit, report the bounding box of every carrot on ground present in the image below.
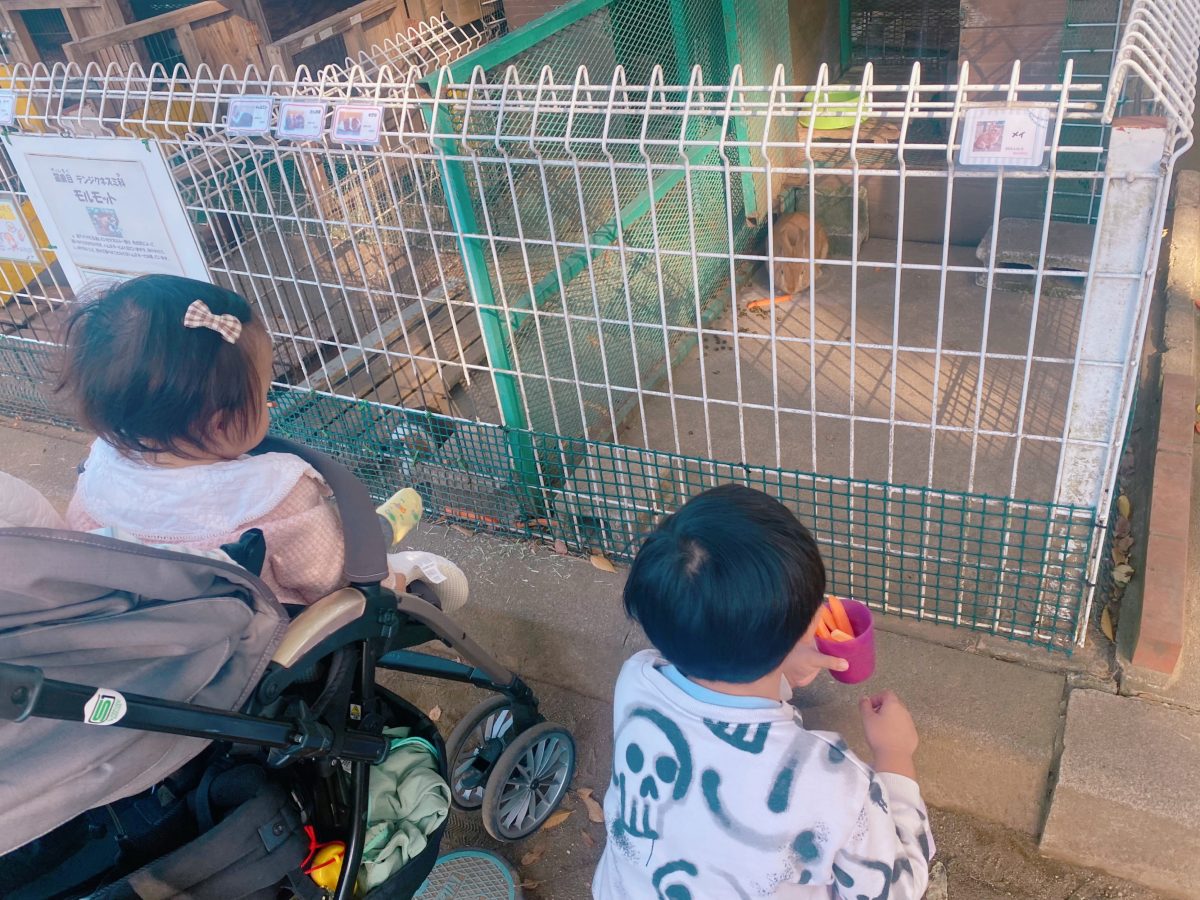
[747,294,793,311]
[827,596,854,636]
[444,506,501,526]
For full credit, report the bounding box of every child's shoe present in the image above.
[384,551,469,614]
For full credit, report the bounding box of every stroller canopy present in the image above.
[0,528,287,856]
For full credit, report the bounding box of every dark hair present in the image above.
[623,484,825,683]
[56,274,267,458]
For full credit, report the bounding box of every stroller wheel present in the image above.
[481,722,576,841]
[446,697,515,810]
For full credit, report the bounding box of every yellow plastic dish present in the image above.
[799,89,872,130]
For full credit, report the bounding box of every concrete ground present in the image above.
[618,239,1078,501]
[0,417,1179,899]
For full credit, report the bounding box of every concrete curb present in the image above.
[1129,170,1199,674]
[1041,689,1200,898]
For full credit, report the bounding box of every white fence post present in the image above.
[1056,116,1172,511]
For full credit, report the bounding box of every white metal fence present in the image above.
[0,0,1196,649]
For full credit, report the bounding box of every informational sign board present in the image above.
[331,104,383,145]
[0,195,41,263]
[958,106,1051,168]
[226,96,273,136]
[0,91,15,126]
[6,134,210,292]
[276,101,327,141]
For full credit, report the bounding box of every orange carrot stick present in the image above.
[443,506,501,526]
[815,619,831,639]
[747,294,794,311]
[819,605,838,633]
[827,596,854,636]
[828,629,854,643]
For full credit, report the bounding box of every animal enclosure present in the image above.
[0,0,1196,651]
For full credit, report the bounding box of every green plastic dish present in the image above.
[799,89,871,130]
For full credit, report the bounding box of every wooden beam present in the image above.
[270,0,398,53]
[0,0,100,10]
[62,7,87,41]
[232,0,272,46]
[0,8,39,66]
[62,0,228,55]
[342,20,367,59]
[174,20,202,69]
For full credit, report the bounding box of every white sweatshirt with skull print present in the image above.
[593,651,934,899]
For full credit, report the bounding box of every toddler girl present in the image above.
[58,274,464,611]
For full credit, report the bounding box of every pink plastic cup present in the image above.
[814,598,875,684]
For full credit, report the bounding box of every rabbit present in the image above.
[770,211,829,295]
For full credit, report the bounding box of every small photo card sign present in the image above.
[276,101,327,141]
[0,195,40,263]
[226,96,273,136]
[0,91,16,126]
[958,106,1050,167]
[331,104,383,145]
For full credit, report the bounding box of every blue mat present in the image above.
[413,849,521,900]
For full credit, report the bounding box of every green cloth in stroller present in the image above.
[362,729,452,890]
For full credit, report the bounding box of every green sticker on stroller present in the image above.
[83,688,127,726]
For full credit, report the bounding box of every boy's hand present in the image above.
[782,642,850,689]
[859,691,919,779]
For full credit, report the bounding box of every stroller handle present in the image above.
[252,436,389,585]
[0,661,388,764]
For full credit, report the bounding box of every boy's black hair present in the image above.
[56,274,267,458]
[623,483,825,683]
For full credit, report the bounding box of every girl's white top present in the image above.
[68,439,345,605]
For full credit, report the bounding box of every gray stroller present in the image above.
[0,437,576,899]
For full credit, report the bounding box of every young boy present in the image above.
[593,484,934,899]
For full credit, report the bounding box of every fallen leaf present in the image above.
[590,554,617,573]
[1101,606,1115,641]
[1115,534,1135,554]
[1112,546,1128,566]
[520,847,545,867]
[521,881,541,891]
[578,788,605,824]
[1112,563,1135,585]
[1117,494,1131,519]
[1114,516,1131,538]
[450,523,473,538]
[552,538,569,556]
[580,829,596,848]
[428,705,442,722]
[542,809,572,830]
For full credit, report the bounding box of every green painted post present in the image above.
[720,0,762,222]
[839,0,852,75]
[431,109,543,510]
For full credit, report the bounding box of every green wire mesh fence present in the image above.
[269,385,1095,650]
[0,333,1094,651]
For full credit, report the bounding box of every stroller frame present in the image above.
[0,436,556,900]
